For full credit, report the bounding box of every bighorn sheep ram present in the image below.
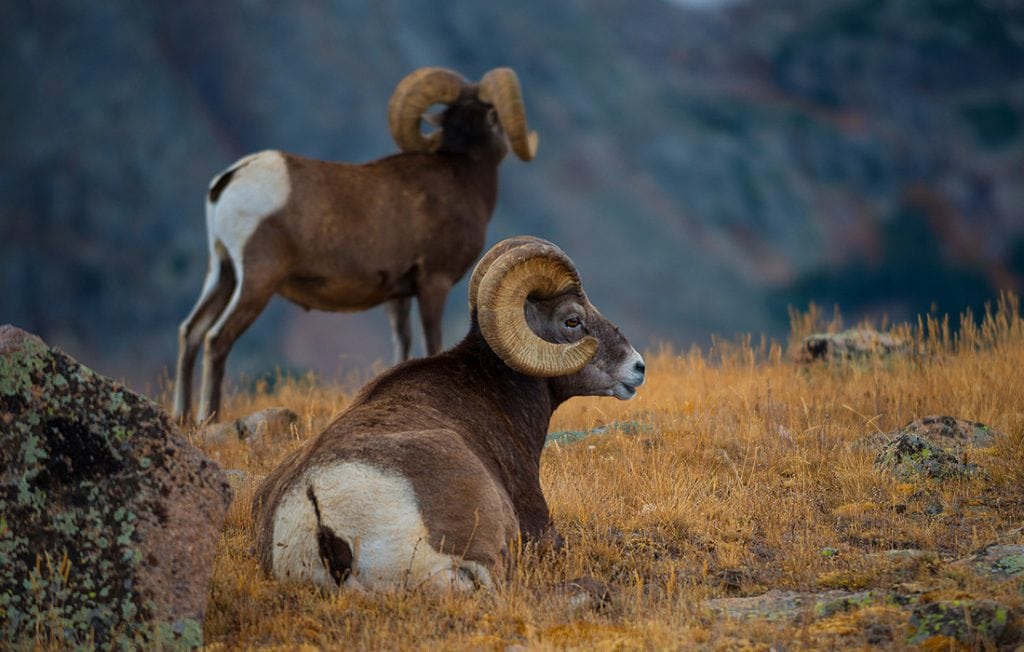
[252,237,646,591]
[173,67,538,423]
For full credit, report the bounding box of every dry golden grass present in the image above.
[190,295,1024,650]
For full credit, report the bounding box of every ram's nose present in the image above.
[624,350,646,389]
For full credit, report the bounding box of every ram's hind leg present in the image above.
[197,239,289,422]
[173,245,235,421]
[416,277,451,356]
[386,297,413,363]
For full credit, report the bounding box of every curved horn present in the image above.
[478,67,538,161]
[388,67,467,152]
[467,235,548,314]
[476,240,598,377]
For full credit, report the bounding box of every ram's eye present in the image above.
[564,317,581,328]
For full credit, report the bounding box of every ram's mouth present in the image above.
[613,382,638,400]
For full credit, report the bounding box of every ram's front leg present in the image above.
[416,276,452,357]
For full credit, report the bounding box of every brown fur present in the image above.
[253,288,643,585]
[253,326,544,578]
[251,238,645,589]
[174,95,513,423]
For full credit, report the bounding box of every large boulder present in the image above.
[0,325,231,649]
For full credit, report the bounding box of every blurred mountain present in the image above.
[2,0,1022,391]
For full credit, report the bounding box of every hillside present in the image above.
[2,0,1023,389]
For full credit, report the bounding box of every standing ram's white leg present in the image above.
[196,259,280,422]
[172,244,235,421]
[194,150,292,422]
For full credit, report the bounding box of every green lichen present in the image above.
[156,618,204,650]
[813,590,886,619]
[0,337,47,398]
[875,433,979,480]
[1,334,216,649]
[994,553,1024,576]
[908,599,1010,645]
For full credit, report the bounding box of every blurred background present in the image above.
[2,0,1023,395]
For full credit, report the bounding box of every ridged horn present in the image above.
[388,67,467,152]
[478,67,538,161]
[467,235,548,314]
[476,240,598,377]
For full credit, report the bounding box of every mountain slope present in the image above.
[1,0,1021,388]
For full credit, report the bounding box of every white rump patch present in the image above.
[206,150,291,266]
[271,461,493,592]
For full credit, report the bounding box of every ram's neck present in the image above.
[447,151,501,217]
[444,326,556,537]
[448,326,552,457]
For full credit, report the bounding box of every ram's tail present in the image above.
[306,485,354,587]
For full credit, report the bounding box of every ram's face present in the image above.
[526,293,646,400]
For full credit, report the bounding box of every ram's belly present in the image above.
[271,461,491,591]
[278,267,416,312]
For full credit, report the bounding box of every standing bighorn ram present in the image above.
[252,236,646,591]
[173,67,537,423]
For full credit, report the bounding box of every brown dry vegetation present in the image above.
[187,296,1024,650]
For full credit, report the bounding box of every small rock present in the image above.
[702,589,893,623]
[856,415,1002,455]
[554,575,612,611]
[907,599,1012,646]
[546,420,653,447]
[877,549,938,563]
[198,406,298,447]
[874,433,980,480]
[961,544,1024,578]
[899,415,1000,449]
[864,621,894,645]
[798,329,908,363]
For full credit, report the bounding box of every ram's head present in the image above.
[387,67,538,162]
[468,237,646,400]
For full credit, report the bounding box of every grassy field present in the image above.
[189,296,1024,650]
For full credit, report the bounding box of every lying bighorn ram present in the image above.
[173,67,537,423]
[252,237,646,591]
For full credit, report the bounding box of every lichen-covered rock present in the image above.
[874,433,981,480]
[702,589,901,623]
[898,415,1000,449]
[961,544,1024,579]
[859,415,1002,482]
[857,415,1001,453]
[798,329,908,363]
[0,325,231,649]
[907,599,1013,646]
